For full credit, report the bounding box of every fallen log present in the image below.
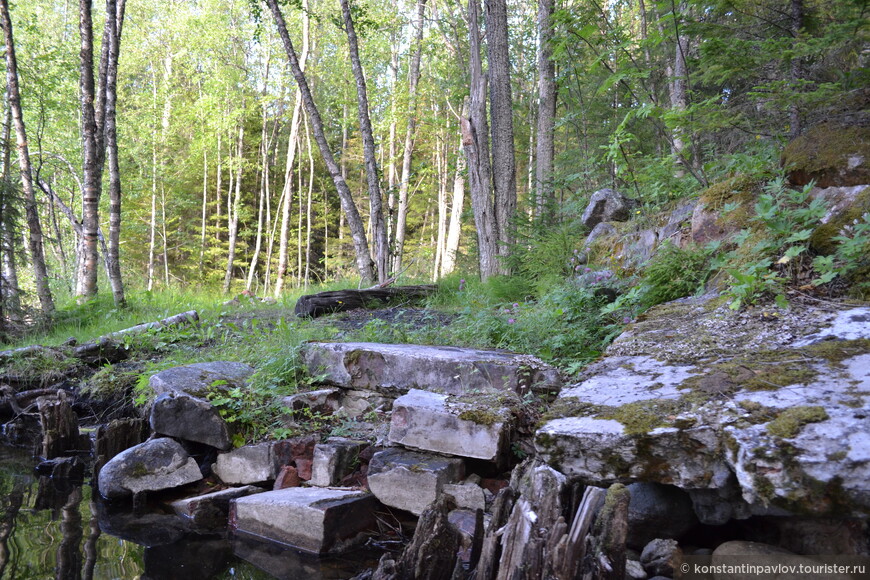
[294,286,437,318]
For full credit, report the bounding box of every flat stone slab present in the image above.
[537,302,870,521]
[309,438,368,487]
[213,443,275,485]
[389,389,511,462]
[367,448,464,515]
[229,487,379,553]
[149,361,254,399]
[300,342,561,396]
[98,438,203,499]
[171,485,264,529]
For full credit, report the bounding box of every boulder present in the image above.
[782,123,870,187]
[150,392,231,450]
[309,437,368,487]
[536,296,870,519]
[340,389,393,417]
[281,388,340,416]
[98,438,202,499]
[389,389,511,462]
[300,342,561,397]
[626,482,698,549]
[691,175,760,246]
[581,188,635,229]
[367,448,464,515]
[640,538,682,578]
[171,485,264,529]
[442,482,486,513]
[148,361,254,399]
[229,487,380,553]
[213,442,274,485]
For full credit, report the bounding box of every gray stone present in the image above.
[442,483,486,512]
[149,361,254,399]
[98,437,203,499]
[625,559,648,580]
[640,539,681,578]
[213,443,274,485]
[708,541,855,580]
[171,485,264,529]
[536,300,870,518]
[340,389,393,417]
[150,392,231,450]
[281,388,340,415]
[300,342,561,397]
[229,487,379,553]
[367,448,464,515]
[582,188,635,228]
[309,438,367,487]
[389,389,510,462]
[626,483,698,550]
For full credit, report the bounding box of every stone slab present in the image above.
[171,485,264,529]
[149,361,254,399]
[300,342,561,396]
[309,438,368,487]
[229,487,379,553]
[367,448,464,515]
[213,443,275,485]
[389,389,510,461]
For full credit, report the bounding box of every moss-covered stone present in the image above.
[782,124,870,187]
[766,406,829,438]
[597,399,686,436]
[808,185,870,255]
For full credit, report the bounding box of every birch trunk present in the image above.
[223,123,244,294]
[441,134,465,277]
[266,0,374,283]
[104,0,126,308]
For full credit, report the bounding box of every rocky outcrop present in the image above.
[98,437,203,499]
[782,123,870,187]
[581,188,635,229]
[536,297,870,521]
[148,361,254,399]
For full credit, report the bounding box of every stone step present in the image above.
[229,487,380,554]
[301,342,561,397]
[389,389,511,462]
[171,485,264,529]
[367,448,464,515]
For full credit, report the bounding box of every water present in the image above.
[0,447,380,579]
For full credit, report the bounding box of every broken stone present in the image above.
[581,188,635,228]
[442,482,486,513]
[274,465,301,489]
[300,342,561,396]
[308,437,367,487]
[367,448,464,515]
[98,437,203,499]
[640,539,681,578]
[149,361,254,399]
[171,485,264,529]
[281,388,340,415]
[150,392,231,450]
[340,389,393,417]
[213,442,274,485]
[389,389,510,462]
[229,487,379,553]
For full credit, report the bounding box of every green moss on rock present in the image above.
[766,406,829,438]
[782,124,870,187]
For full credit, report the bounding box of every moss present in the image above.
[827,450,848,461]
[809,186,870,255]
[738,400,777,425]
[781,123,870,179]
[597,398,686,436]
[766,405,829,438]
[82,364,142,399]
[699,174,762,212]
[130,462,150,477]
[754,474,777,504]
[458,408,502,426]
[803,338,870,366]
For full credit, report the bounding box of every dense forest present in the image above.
[0,0,866,330]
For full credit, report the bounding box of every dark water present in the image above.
[0,446,380,579]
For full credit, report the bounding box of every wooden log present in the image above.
[557,486,607,579]
[37,394,80,459]
[294,285,437,318]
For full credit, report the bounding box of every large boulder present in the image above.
[150,392,231,450]
[581,188,635,229]
[536,296,870,520]
[148,361,254,399]
[782,123,870,187]
[300,342,561,397]
[98,437,203,499]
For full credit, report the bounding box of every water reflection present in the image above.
[0,446,381,579]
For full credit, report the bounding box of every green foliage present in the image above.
[505,221,588,294]
[639,242,712,308]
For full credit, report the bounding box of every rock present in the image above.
[367,448,464,515]
[626,482,698,550]
[782,123,870,187]
[389,389,511,462]
[691,175,759,246]
[707,541,855,580]
[281,388,340,416]
[442,482,486,512]
[94,418,147,480]
[808,185,870,255]
[149,392,231,450]
[300,342,561,397]
[582,188,635,229]
[171,485,264,529]
[625,559,648,580]
[536,298,870,518]
[340,389,394,417]
[98,437,203,499]
[270,435,317,476]
[229,487,380,553]
[274,465,301,489]
[309,438,368,487]
[744,516,869,556]
[212,442,274,485]
[640,539,681,578]
[148,361,254,399]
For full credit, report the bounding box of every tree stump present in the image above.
[37,394,80,459]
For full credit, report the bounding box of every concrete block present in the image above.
[213,443,274,485]
[309,438,367,487]
[367,448,464,515]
